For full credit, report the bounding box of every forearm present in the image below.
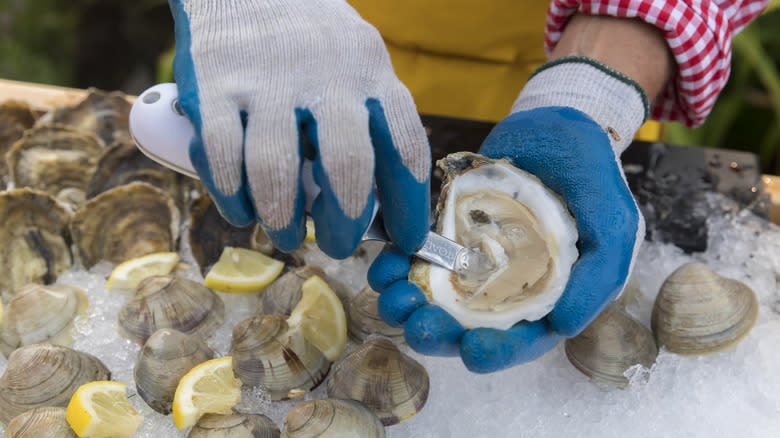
[549,13,674,102]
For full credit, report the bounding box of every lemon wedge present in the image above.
[65,381,143,438]
[106,252,180,290]
[305,219,316,242]
[287,275,348,361]
[172,356,242,430]
[204,247,284,294]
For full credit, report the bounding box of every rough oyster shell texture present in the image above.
[39,88,132,146]
[0,188,72,294]
[0,100,37,190]
[411,152,579,329]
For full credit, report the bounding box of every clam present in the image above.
[86,140,183,206]
[0,188,72,294]
[327,338,429,425]
[409,152,579,329]
[0,283,89,357]
[189,413,280,438]
[0,100,37,189]
[0,343,110,426]
[134,328,214,414]
[281,398,385,438]
[118,275,225,345]
[7,124,103,210]
[565,303,658,388]
[7,407,76,438]
[257,266,352,317]
[651,262,759,355]
[347,286,404,344]
[229,315,330,400]
[70,181,180,268]
[39,88,132,146]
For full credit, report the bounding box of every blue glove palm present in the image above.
[368,106,644,373]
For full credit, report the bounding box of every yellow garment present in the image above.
[349,0,662,140]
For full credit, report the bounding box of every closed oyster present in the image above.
[327,338,428,425]
[40,88,131,146]
[118,275,224,345]
[189,413,280,438]
[0,189,72,294]
[257,266,351,317]
[651,262,759,355]
[0,283,89,357]
[7,407,76,438]
[7,124,103,209]
[410,152,579,329]
[565,303,658,388]
[230,315,330,400]
[70,181,180,268]
[86,140,183,206]
[135,328,214,414]
[0,343,110,426]
[281,398,385,438]
[347,286,404,344]
[0,100,37,189]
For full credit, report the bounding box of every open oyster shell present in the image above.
[0,100,37,189]
[39,88,132,146]
[410,152,578,329]
[0,188,72,294]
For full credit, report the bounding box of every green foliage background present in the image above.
[1,0,778,173]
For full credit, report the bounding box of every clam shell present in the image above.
[70,181,180,268]
[0,343,110,426]
[7,124,103,210]
[229,315,330,400]
[0,100,37,190]
[651,262,759,355]
[188,413,280,438]
[118,275,225,345]
[0,283,89,357]
[281,398,385,438]
[327,338,429,425]
[7,407,76,438]
[0,188,72,294]
[135,328,214,414]
[565,303,658,388]
[347,286,404,344]
[40,88,131,146]
[257,266,351,317]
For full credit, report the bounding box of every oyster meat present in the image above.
[411,152,578,329]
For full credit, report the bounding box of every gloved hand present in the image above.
[168,0,431,258]
[368,57,647,373]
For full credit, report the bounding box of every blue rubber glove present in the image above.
[368,58,647,373]
[168,0,431,258]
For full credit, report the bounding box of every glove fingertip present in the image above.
[367,247,412,292]
[377,280,426,327]
[404,305,464,357]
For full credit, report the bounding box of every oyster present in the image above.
[40,88,132,146]
[327,338,429,425]
[189,413,281,438]
[0,100,37,189]
[257,266,352,317]
[0,343,110,426]
[651,262,759,355]
[70,181,180,268]
[86,140,183,206]
[347,286,404,344]
[0,283,89,357]
[135,328,214,414]
[229,315,330,400]
[7,124,103,209]
[118,275,225,345]
[7,407,76,438]
[565,303,658,388]
[0,188,72,294]
[281,398,385,438]
[410,152,579,329]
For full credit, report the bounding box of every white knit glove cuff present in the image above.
[511,57,649,155]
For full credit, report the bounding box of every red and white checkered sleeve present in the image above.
[545,0,769,127]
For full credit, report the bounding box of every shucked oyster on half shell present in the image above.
[410,152,579,330]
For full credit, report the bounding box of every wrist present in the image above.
[512,57,648,154]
